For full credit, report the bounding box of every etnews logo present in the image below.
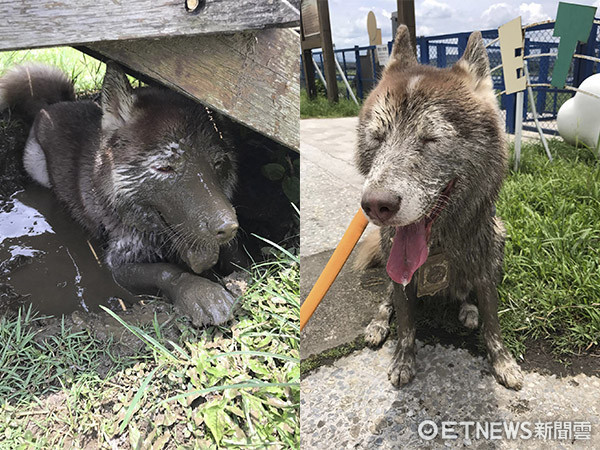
[418,420,592,441]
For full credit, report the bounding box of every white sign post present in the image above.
[376,44,389,66]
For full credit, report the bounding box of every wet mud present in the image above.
[0,185,136,315]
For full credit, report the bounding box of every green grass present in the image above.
[0,47,105,94]
[300,90,361,119]
[498,138,600,357]
[0,309,109,404]
[0,248,299,448]
[300,336,367,375]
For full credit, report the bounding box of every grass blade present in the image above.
[118,366,160,434]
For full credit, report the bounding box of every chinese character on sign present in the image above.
[573,422,591,440]
[534,421,553,440]
[553,421,572,440]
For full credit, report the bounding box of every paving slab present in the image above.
[300,117,383,359]
[301,340,600,449]
[300,249,387,359]
[300,117,364,257]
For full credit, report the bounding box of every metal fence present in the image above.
[308,45,379,100]
[302,20,600,135]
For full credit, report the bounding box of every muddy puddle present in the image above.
[0,184,136,316]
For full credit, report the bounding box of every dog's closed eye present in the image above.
[372,134,385,144]
[368,128,387,145]
[420,136,439,145]
[153,165,176,174]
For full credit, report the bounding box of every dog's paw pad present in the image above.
[388,356,416,387]
[459,303,479,329]
[364,321,389,348]
[493,359,524,390]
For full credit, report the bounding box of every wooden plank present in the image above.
[0,0,299,52]
[87,29,300,150]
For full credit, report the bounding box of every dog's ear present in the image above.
[101,62,134,132]
[385,25,417,72]
[456,31,491,85]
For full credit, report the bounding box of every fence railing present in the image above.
[309,45,378,100]
[301,20,600,136]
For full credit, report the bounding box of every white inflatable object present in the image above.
[557,73,600,149]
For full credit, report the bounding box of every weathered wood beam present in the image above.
[0,0,299,52]
[86,29,300,150]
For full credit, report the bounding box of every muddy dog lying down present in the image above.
[0,63,239,326]
[355,26,523,390]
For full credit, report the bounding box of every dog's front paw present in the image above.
[492,358,524,390]
[388,351,416,387]
[364,319,390,348]
[170,273,237,326]
[458,303,479,329]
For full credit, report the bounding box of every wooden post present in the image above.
[397,0,416,52]
[302,49,318,100]
[300,5,318,100]
[317,0,338,103]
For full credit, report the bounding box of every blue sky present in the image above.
[328,0,600,48]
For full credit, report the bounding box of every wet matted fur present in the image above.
[355,25,523,390]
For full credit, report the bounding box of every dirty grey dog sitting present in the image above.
[355,26,523,390]
[0,63,239,326]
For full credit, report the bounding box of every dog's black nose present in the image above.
[361,191,401,223]
[215,220,239,242]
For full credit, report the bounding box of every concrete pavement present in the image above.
[300,117,385,358]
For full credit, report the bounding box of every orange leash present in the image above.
[300,209,369,330]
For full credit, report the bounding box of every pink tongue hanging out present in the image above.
[386,218,432,285]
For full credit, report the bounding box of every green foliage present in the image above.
[0,47,105,93]
[0,308,128,405]
[0,245,299,448]
[260,148,300,206]
[300,89,361,118]
[498,138,600,356]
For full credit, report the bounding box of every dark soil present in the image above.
[0,112,28,197]
[520,338,600,378]
[301,300,600,379]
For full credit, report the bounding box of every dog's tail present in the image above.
[352,227,385,270]
[0,64,75,123]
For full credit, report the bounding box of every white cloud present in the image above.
[326,0,590,48]
[481,3,516,28]
[417,25,435,36]
[518,2,551,24]
[481,2,550,28]
[331,7,394,47]
[417,0,453,19]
